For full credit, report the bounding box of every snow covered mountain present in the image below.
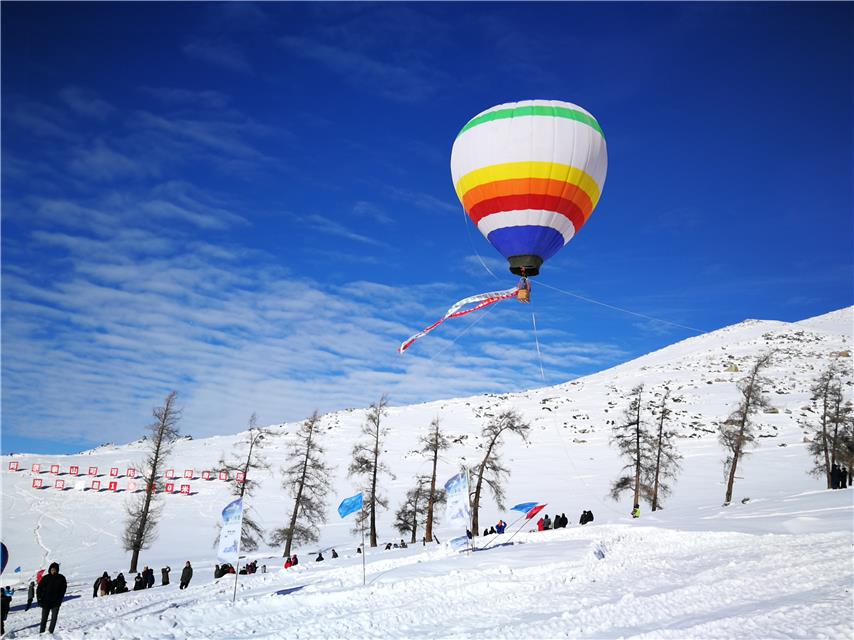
[1,307,852,638]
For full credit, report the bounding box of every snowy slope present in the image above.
[1,307,852,638]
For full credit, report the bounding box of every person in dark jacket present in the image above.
[145,566,155,589]
[543,514,552,530]
[99,572,111,597]
[831,463,840,489]
[179,561,193,589]
[1,586,13,636]
[92,575,101,598]
[291,555,298,566]
[841,466,849,489]
[26,580,35,611]
[133,573,144,591]
[331,549,338,559]
[315,552,324,562]
[161,566,171,586]
[114,573,127,593]
[37,562,67,634]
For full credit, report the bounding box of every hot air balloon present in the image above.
[399,99,607,353]
[451,99,608,280]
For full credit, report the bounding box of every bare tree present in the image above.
[471,410,531,537]
[610,385,652,509]
[649,387,682,511]
[720,352,773,505]
[348,395,395,547]
[271,411,332,557]
[420,417,450,542]
[216,413,273,553]
[394,475,447,544]
[123,391,181,573]
[806,365,842,487]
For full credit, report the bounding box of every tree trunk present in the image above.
[369,426,379,548]
[129,432,162,573]
[284,426,313,557]
[472,435,499,537]
[652,410,665,512]
[410,487,419,544]
[820,385,832,489]
[424,437,439,542]
[724,449,740,504]
[632,392,642,508]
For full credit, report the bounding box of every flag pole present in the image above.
[360,508,366,586]
[466,465,473,555]
[504,505,546,546]
[480,512,525,550]
[231,557,240,603]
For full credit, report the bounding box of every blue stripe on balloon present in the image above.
[486,226,564,262]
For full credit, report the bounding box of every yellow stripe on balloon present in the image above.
[455,162,602,209]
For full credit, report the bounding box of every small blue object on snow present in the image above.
[594,545,605,560]
[338,492,363,518]
[14,566,21,573]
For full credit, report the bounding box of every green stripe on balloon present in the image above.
[458,105,604,138]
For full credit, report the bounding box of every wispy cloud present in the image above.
[278,35,448,103]
[302,214,388,247]
[353,201,393,225]
[183,39,253,74]
[139,86,231,110]
[59,87,114,119]
[68,139,153,181]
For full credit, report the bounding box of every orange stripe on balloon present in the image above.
[462,178,593,221]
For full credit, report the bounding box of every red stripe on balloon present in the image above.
[467,194,586,233]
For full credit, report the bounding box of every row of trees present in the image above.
[610,352,854,510]
[121,391,535,571]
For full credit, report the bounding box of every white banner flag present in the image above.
[443,471,470,525]
[217,498,244,564]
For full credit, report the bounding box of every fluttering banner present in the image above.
[443,471,470,525]
[217,498,244,564]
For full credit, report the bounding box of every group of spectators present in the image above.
[93,563,182,597]
[831,463,851,489]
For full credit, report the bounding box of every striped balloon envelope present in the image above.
[450,100,607,276]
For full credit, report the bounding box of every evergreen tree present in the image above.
[649,387,682,511]
[348,396,395,547]
[123,391,181,573]
[610,385,652,508]
[216,413,273,553]
[806,364,842,487]
[720,352,773,504]
[471,410,530,537]
[419,417,450,542]
[394,475,447,543]
[271,411,333,557]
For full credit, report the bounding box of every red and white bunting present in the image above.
[55,480,65,490]
[8,462,19,472]
[50,464,60,474]
[180,484,190,495]
[88,467,98,476]
[32,478,43,489]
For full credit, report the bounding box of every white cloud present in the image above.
[59,87,114,119]
[182,39,253,73]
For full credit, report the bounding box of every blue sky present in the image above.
[2,2,852,455]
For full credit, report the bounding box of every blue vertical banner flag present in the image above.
[338,492,363,518]
[217,498,244,564]
[443,471,470,525]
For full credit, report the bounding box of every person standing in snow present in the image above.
[92,575,101,598]
[536,517,545,531]
[331,549,338,559]
[145,566,155,589]
[114,573,127,593]
[315,552,324,562]
[26,580,35,611]
[161,566,171,586]
[133,574,144,591]
[1,586,13,636]
[99,572,111,597]
[631,504,641,518]
[840,466,849,489]
[284,557,292,569]
[179,561,193,590]
[831,463,840,489]
[37,562,67,634]
[543,514,552,530]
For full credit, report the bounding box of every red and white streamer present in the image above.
[398,286,519,354]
